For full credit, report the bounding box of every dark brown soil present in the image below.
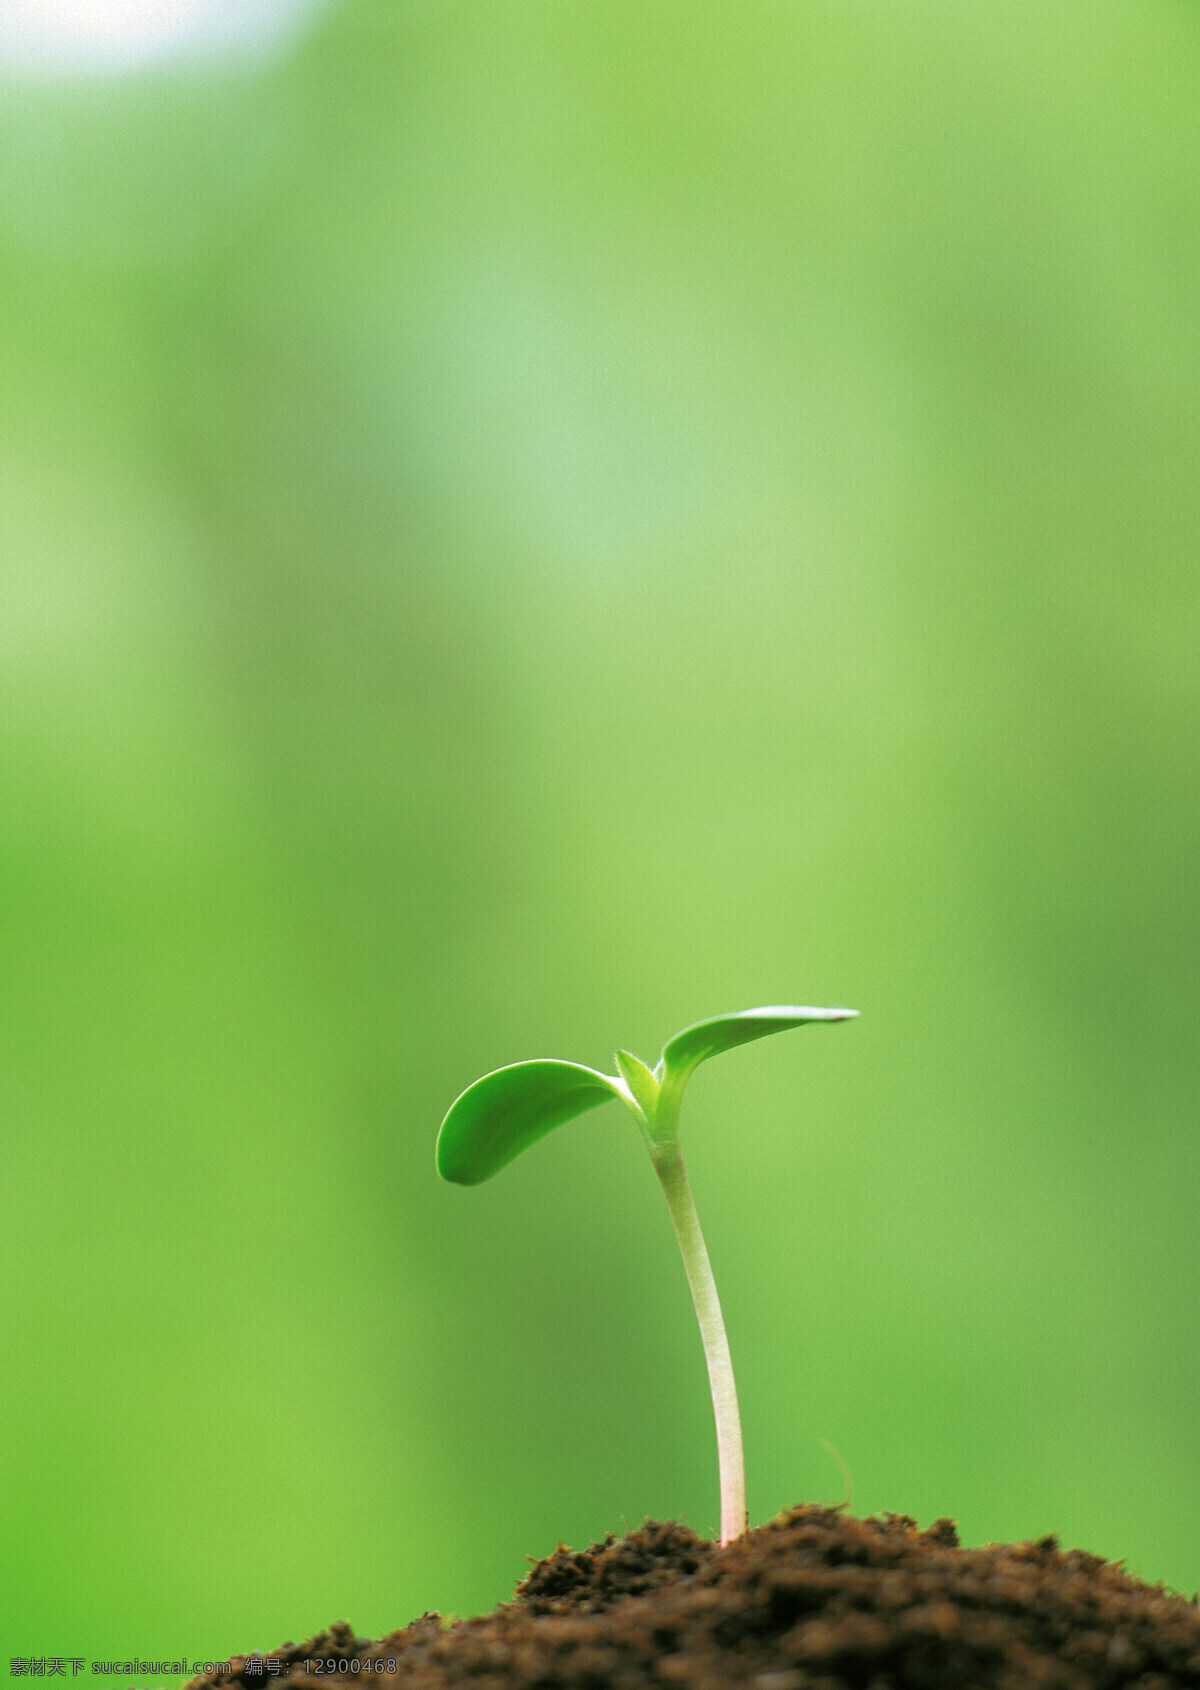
[189,1506,1200,1690]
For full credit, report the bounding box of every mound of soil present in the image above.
[189,1505,1200,1690]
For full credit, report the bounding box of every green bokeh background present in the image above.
[2,0,1198,1661]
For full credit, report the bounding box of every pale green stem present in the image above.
[646,1119,746,1546]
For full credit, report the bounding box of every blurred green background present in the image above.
[2,0,1198,1663]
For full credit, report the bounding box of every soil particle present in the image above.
[188,1505,1200,1690]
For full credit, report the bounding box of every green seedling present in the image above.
[436,1004,858,1546]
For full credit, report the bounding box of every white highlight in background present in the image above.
[0,0,326,76]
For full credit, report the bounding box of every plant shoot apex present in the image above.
[615,1049,659,1118]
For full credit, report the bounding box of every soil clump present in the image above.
[189,1505,1200,1690]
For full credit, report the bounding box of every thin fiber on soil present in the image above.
[190,1505,1200,1690]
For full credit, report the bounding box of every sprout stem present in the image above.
[648,1131,746,1546]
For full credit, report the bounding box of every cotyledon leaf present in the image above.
[658,1005,858,1087]
[436,1059,630,1185]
